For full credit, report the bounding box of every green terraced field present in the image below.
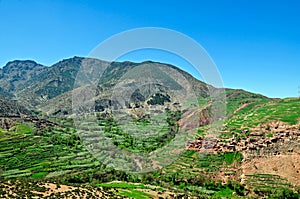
[0,97,300,198]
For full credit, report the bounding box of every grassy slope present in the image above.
[224,97,300,132]
[0,97,299,198]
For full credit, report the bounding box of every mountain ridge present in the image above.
[0,56,270,96]
[0,56,270,117]
[0,57,299,198]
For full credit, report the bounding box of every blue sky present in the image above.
[0,0,299,98]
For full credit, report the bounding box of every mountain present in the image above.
[0,57,109,108]
[1,57,269,117]
[2,57,299,198]
[0,57,211,114]
[0,95,30,117]
[0,60,46,93]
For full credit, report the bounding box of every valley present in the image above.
[0,57,299,198]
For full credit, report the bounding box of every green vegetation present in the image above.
[0,60,300,198]
[96,182,148,189]
[2,107,299,198]
[267,133,273,137]
[92,109,181,153]
[117,189,152,199]
[222,98,300,138]
[224,152,243,165]
[225,89,270,117]
[0,117,250,198]
[31,171,47,179]
[11,124,34,134]
[147,93,171,105]
[96,182,153,199]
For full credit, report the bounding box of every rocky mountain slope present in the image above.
[0,57,218,116]
[0,57,299,198]
[0,96,30,117]
[0,57,108,107]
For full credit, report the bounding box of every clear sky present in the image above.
[0,0,299,98]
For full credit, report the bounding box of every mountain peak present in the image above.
[2,60,45,73]
[5,60,39,67]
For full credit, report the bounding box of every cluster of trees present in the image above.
[49,133,80,147]
[147,93,171,105]
[254,187,300,199]
[98,109,181,153]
